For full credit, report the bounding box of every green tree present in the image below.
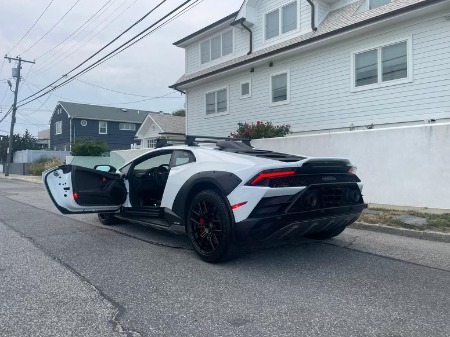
[172,109,185,117]
[229,121,291,139]
[0,129,40,163]
[71,137,107,156]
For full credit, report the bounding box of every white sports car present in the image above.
[43,136,367,262]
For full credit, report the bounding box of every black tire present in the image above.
[97,213,117,226]
[186,189,238,263]
[304,226,346,240]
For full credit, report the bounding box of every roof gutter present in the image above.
[231,18,253,55]
[306,0,317,31]
[170,0,447,90]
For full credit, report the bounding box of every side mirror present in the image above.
[94,165,117,173]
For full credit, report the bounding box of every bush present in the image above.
[28,158,64,176]
[229,121,291,139]
[71,137,107,156]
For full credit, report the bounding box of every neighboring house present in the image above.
[49,102,155,151]
[170,0,450,135]
[134,114,186,149]
[37,129,50,149]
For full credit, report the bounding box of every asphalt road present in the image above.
[0,179,449,337]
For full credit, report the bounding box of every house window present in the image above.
[119,123,136,131]
[200,30,233,64]
[369,0,390,9]
[265,2,298,40]
[271,71,290,105]
[55,121,62,135]
[99,121,108,134]
[205,88,228,115]
[354,40,409,89]
[200,40,210,64]
[240,80,251,99]
[146,138,157,148]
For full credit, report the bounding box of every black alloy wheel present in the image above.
[97,212,117,226]
[187,190,237,263]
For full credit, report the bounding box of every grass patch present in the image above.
[359,208,450,233]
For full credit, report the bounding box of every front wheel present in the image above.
[97,213,117,226]
[186,190,237,263]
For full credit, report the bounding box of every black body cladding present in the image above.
[171,171,242,221]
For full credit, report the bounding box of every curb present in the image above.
[350,222,450,243]
[0,175,42,184]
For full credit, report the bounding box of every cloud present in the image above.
[0,0,243,136]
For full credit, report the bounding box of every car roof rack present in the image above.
[155,133,251,148]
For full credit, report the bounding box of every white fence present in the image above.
[253,123,450,210]
[13,150,70,163]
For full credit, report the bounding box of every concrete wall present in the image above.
[110,149,152,169]
[66,156,111,169]
[252,123,450,209]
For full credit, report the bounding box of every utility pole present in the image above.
[3,55,35,176]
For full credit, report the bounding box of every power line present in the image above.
[7,0,56,55]
[74,78,166,98]
[18,0,188,105]
[18,0,82,56]
[29,0,137,78]
[32,0,116,61]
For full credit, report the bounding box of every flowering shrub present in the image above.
[229,121,291,139]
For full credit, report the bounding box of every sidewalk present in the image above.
[0,173,42,184]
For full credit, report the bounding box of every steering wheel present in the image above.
[155,164,170,186]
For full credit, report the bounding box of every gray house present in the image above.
[49,102,155,151]
[171,0,450,135]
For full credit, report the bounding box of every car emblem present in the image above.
[322,176,336,182]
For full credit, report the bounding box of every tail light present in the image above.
[348,166,357,174]
[248,168,296,186]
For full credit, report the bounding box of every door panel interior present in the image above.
[72,167,127,206]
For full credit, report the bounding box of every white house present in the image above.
[134,114,185,149]
[170,0,450,136]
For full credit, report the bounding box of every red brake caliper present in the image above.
[199,218,205,235]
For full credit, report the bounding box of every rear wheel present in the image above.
[304,226,346,240]
[186,190,237,263]
[97,213,117,226]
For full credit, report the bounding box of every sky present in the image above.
[0,0,243,137]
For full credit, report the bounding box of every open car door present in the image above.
[43,165,127,214]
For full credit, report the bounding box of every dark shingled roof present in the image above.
[58,101,154,123]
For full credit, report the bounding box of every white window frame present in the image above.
[270,70,291,106]
[55,121,62,135]
[351,37,413,92]
[199,29,234,65]
[99,121,108,134]
[264,1,300,42]
[367,0,390,10]
[204,86,229,117]
[119,123,136,131]
[240,80,252,99]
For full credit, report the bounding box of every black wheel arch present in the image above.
[171,171,241,229]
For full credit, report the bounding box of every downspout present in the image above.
[306,0,317,31]
[231,18,252,55]
[69,118,72,151]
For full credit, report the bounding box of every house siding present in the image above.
[72,118,139,151]
[185,12,450,136]
[49,108,70,151]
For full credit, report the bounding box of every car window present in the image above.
[172,150,196,167]
[134,153,172,171]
